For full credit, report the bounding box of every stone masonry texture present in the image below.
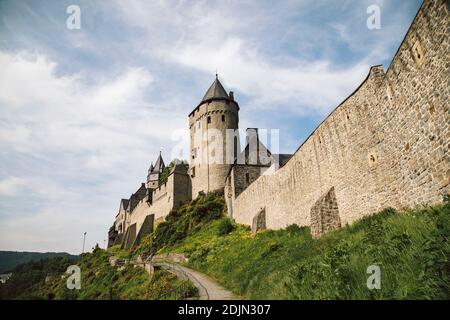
[230,0,449,235]
[310,187,341,238]
[189,99,240,197]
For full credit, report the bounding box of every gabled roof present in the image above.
[235,129,272,166]
[120,199,129,211]
[127,183,147,213]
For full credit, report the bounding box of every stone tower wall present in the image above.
[230,0,449,234]
[189,99,239,197]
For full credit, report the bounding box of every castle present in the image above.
[108,0,449,248]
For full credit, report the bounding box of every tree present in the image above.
[160,159,188,184]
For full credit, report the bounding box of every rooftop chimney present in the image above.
[229,91,234,101]
[245,128,260,165]
[245,128,259,145]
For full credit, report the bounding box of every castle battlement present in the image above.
[109,0,449,248]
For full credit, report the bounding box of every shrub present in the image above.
[217,219,234,236]
[134,192,226,255]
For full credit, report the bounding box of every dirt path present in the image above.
[110,253,237,300]
[154,262,236,300]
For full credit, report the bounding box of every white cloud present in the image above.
[0,51,185,160]
[0,176,27,196]
[109,0,383,116]
[0,50,186,253]
[169,37,370,115]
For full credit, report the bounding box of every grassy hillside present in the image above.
[0,251,79,273]
[140,193,449,300]
[133,192,225,256]
[0,246,196,300]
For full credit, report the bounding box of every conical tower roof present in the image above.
[151,152,165,173]
[201,76,229,103]
[189,75,239,116]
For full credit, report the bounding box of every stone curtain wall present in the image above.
[127,170,192,246]
[231,0,449,234]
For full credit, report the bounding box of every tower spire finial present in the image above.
[215,68,218,79]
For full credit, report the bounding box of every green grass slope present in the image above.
[141,194,449,300]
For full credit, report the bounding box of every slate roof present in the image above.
[127,183,147,213]
[235,129,272,166]
[190,76,239,116]
[271,154,293,168]
[201,77,229,103]
[120,199,129,211]
[150,152,165,174]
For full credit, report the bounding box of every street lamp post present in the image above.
[82,232,87,254]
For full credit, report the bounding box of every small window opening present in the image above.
[222,115,225,122]
[207,116,211,124]
[245,172,250,184]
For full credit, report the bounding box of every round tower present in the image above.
[188,76,240,197]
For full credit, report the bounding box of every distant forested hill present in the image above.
[0,251,79,273]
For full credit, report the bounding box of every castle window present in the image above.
[222,115,225,122]
[245,172,250,184]
[191,167,196,177]
[207,116,211,124]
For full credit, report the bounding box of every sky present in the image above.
[0,0,423,254]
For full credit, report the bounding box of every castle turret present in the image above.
[147,152,165,188]
[189,75,240,197]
